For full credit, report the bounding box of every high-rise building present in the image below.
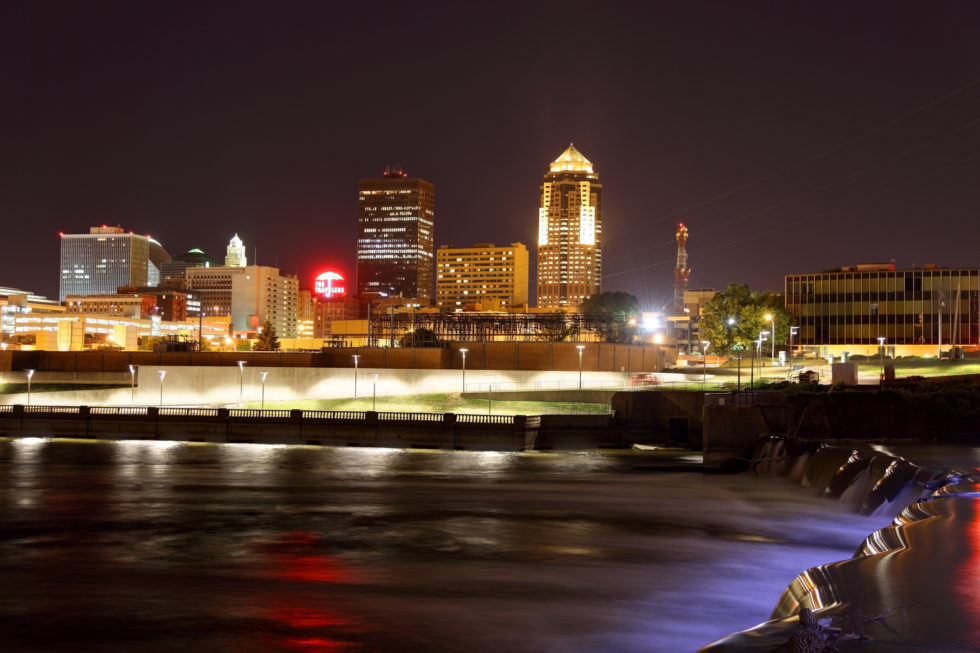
[356,169,434,301]
[59,226,170,302]
[186,264,298,338]
[435,243,529,310]
[225,234,247,267]
[536,145,602,309]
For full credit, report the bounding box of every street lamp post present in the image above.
[576,345,585,389]
[486,375,495,415]
[25,368,34,405]
[756,331,769,388]
[372,373,378,411]
[352,354,360,398]
[789,326,799,358]
[157,370,166,406]
[734,344,743,392]
[756,338,762,385]
[877,336,886,384]
[237,360,246,404]
[701,340,710,390]
[750,340,758,389]
[128,364,136,403]
[459,348,468,393]
[260,371,268,409]
[765,314,775,363]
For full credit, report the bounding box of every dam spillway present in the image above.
[702,436,980,651]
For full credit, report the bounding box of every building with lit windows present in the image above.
[231,266,298,338]
[435,243,529,310]
[537,144,602,309]
[785,263,980,357]
[297,288,316,339]
[1,287,63,346]
[185,265,243,317]
[65,293,158,319]
[356,169,434,301]
[186,265,298,338]
[59,226,170,302]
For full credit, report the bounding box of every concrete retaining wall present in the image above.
[0,406,622,451]
[1,367,636,407]
[0,343,671,374]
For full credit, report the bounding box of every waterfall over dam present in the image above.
[702,436,980,651]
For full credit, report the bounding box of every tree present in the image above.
[253,319,281,351]
[580,291,640,318]
[580,291,640,344]
[698,284,793,355]
[536,311,580,342]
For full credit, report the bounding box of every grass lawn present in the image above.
[244,392,611,415]
[852,358,980,378]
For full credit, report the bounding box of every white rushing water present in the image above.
[0,438,892,652]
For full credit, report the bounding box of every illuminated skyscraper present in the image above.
[356,169,434,301]
[59,226,170,302]
[537,144,602,308]
[224,234,247,267]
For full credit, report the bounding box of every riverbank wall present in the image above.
[0,405,630,451]
[0,342,671,374]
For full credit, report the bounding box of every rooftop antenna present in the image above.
[673,223,690,314]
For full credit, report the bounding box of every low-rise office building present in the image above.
[785,263,979,357]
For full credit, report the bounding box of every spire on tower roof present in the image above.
[549,143,594,173]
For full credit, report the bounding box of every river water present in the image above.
[0,438,890,652]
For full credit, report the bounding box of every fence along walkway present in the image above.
[0,404,526,425]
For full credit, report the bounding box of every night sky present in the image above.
[2,1,978,308]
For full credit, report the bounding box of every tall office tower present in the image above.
[672,223,690,314]
[59,226,170,302]
[536,144,602,309]
[435,242,529,310]
[225,234,247,267]
[356,169,434,301]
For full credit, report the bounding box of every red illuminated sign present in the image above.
[315,271,346,298]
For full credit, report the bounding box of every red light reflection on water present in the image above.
[263,531,353,584]
[956,503,980,639]
[258,532,362,652]
[270,607,350,630]
[285,637,346,650]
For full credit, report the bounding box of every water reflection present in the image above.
[0,438,894,652]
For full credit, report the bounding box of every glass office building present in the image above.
[59,227,169,302]
[785,264,979,355]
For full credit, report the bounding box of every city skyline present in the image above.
[1,2,978,308]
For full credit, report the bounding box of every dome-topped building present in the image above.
[549,143,595,175]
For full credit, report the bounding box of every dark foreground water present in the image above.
[0,438,889,652]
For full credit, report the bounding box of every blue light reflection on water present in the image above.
[0,438,889,652]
